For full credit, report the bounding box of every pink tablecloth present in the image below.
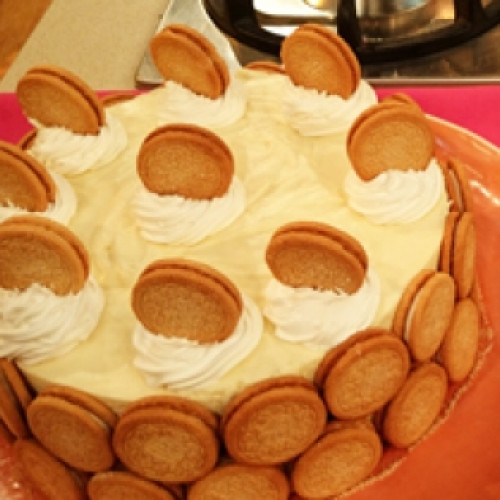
[1,85,499,147]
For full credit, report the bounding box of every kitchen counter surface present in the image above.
[0,0,168,92]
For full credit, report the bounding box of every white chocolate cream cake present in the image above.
[0,23,485,499]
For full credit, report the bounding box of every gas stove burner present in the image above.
[203,0,500,64]
[302,0,437,37]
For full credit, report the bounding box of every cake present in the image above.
[0,23,487,500]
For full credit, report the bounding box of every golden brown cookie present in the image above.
[132,258,242,344]
[137,123,234,200]
[316,329,410,419]
[393,270,456,362]
[16,64,105,135]
[291,420,382,498]
[440,157,473,213]
[347,100,435,181]
[0,140,56,212]
[88,470,178,500]
[17,129,38,150]
[281,23,360,98]
[14,439,86,500]
[112,394,219,483]
[0,215,89,295]
[27,384,117,472]
[0,358,32,439]
[382,362,448,448]
[438,298,480,383]
[150,24,230,99]
[245,61,286,74]
[265,221,368,294]
[187,463,290,500]
[100,91,137,107]
[221,375,327,465]
[440,211,476,299]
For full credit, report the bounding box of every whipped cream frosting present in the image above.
[0,276,104,364]
[344,159,446,224]
[133,176,246,245]
[283,79,378,136]
[133,294,263,389]
[28,111,127,175]
[157,78,247,129]
[264,267,381,349]
[0,171,77,224]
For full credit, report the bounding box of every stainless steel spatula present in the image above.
[135,0,241,86]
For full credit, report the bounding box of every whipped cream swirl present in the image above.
[264,268,380,349]
[133,176,246,245]
[157,78,247,128]
[0,276,104,364]
[133,294,263,389]
[28,111,127,175]
[344,159,445,224]
[0,171,77,224]
[283,79,377,136]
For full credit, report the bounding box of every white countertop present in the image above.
[0,0,169,92]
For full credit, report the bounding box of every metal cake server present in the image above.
[135,0,241,86]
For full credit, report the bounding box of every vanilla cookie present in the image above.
[266,221,368,294]
[439,298,480,383]
[188,463,290,500]
[100,91,137,107]
[150,24,230,99]
[315,329,410,419]
[382,362,448,448]
[27,384,117,472]
[221,376,327,465]
[393,270,456,362]
[0,140,56,212]
[137,124,234,200]
[88,471,179,500]
[112,395,219,483]
[281,23,360,98]
[440,211,476,299]
[132,258,243,343]
[0,215,89,295]
[440,157,473,213]
[291,420,382,498]
[245,61,286,74]
[16,64,106,134]
[0,358,32,439]
[14,439,86,500]
[347,99,435,180]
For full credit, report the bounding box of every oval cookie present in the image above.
[0,140,56,212]
[266,221,368,294]
[0,215,89,295]
[188,463,290,500]
[14,439,86,500]
[150,24,230,99]
[137,124,234,200]
[439,297,480,383]
[221,376,327,465]
[382,362,448,448]
[16,64,105,135]
[132,258,242,344]
[318,330,410,419]
[393,270,456,362]
[112,395,219,483]
[281,23,360,98]
[291,420,382,498]
[27,385,117,472]
[347,100,435,181]
[88,471,178,500]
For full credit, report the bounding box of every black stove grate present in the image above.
[204,0,500,64]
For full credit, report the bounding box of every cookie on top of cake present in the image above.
[0,22,486,500]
